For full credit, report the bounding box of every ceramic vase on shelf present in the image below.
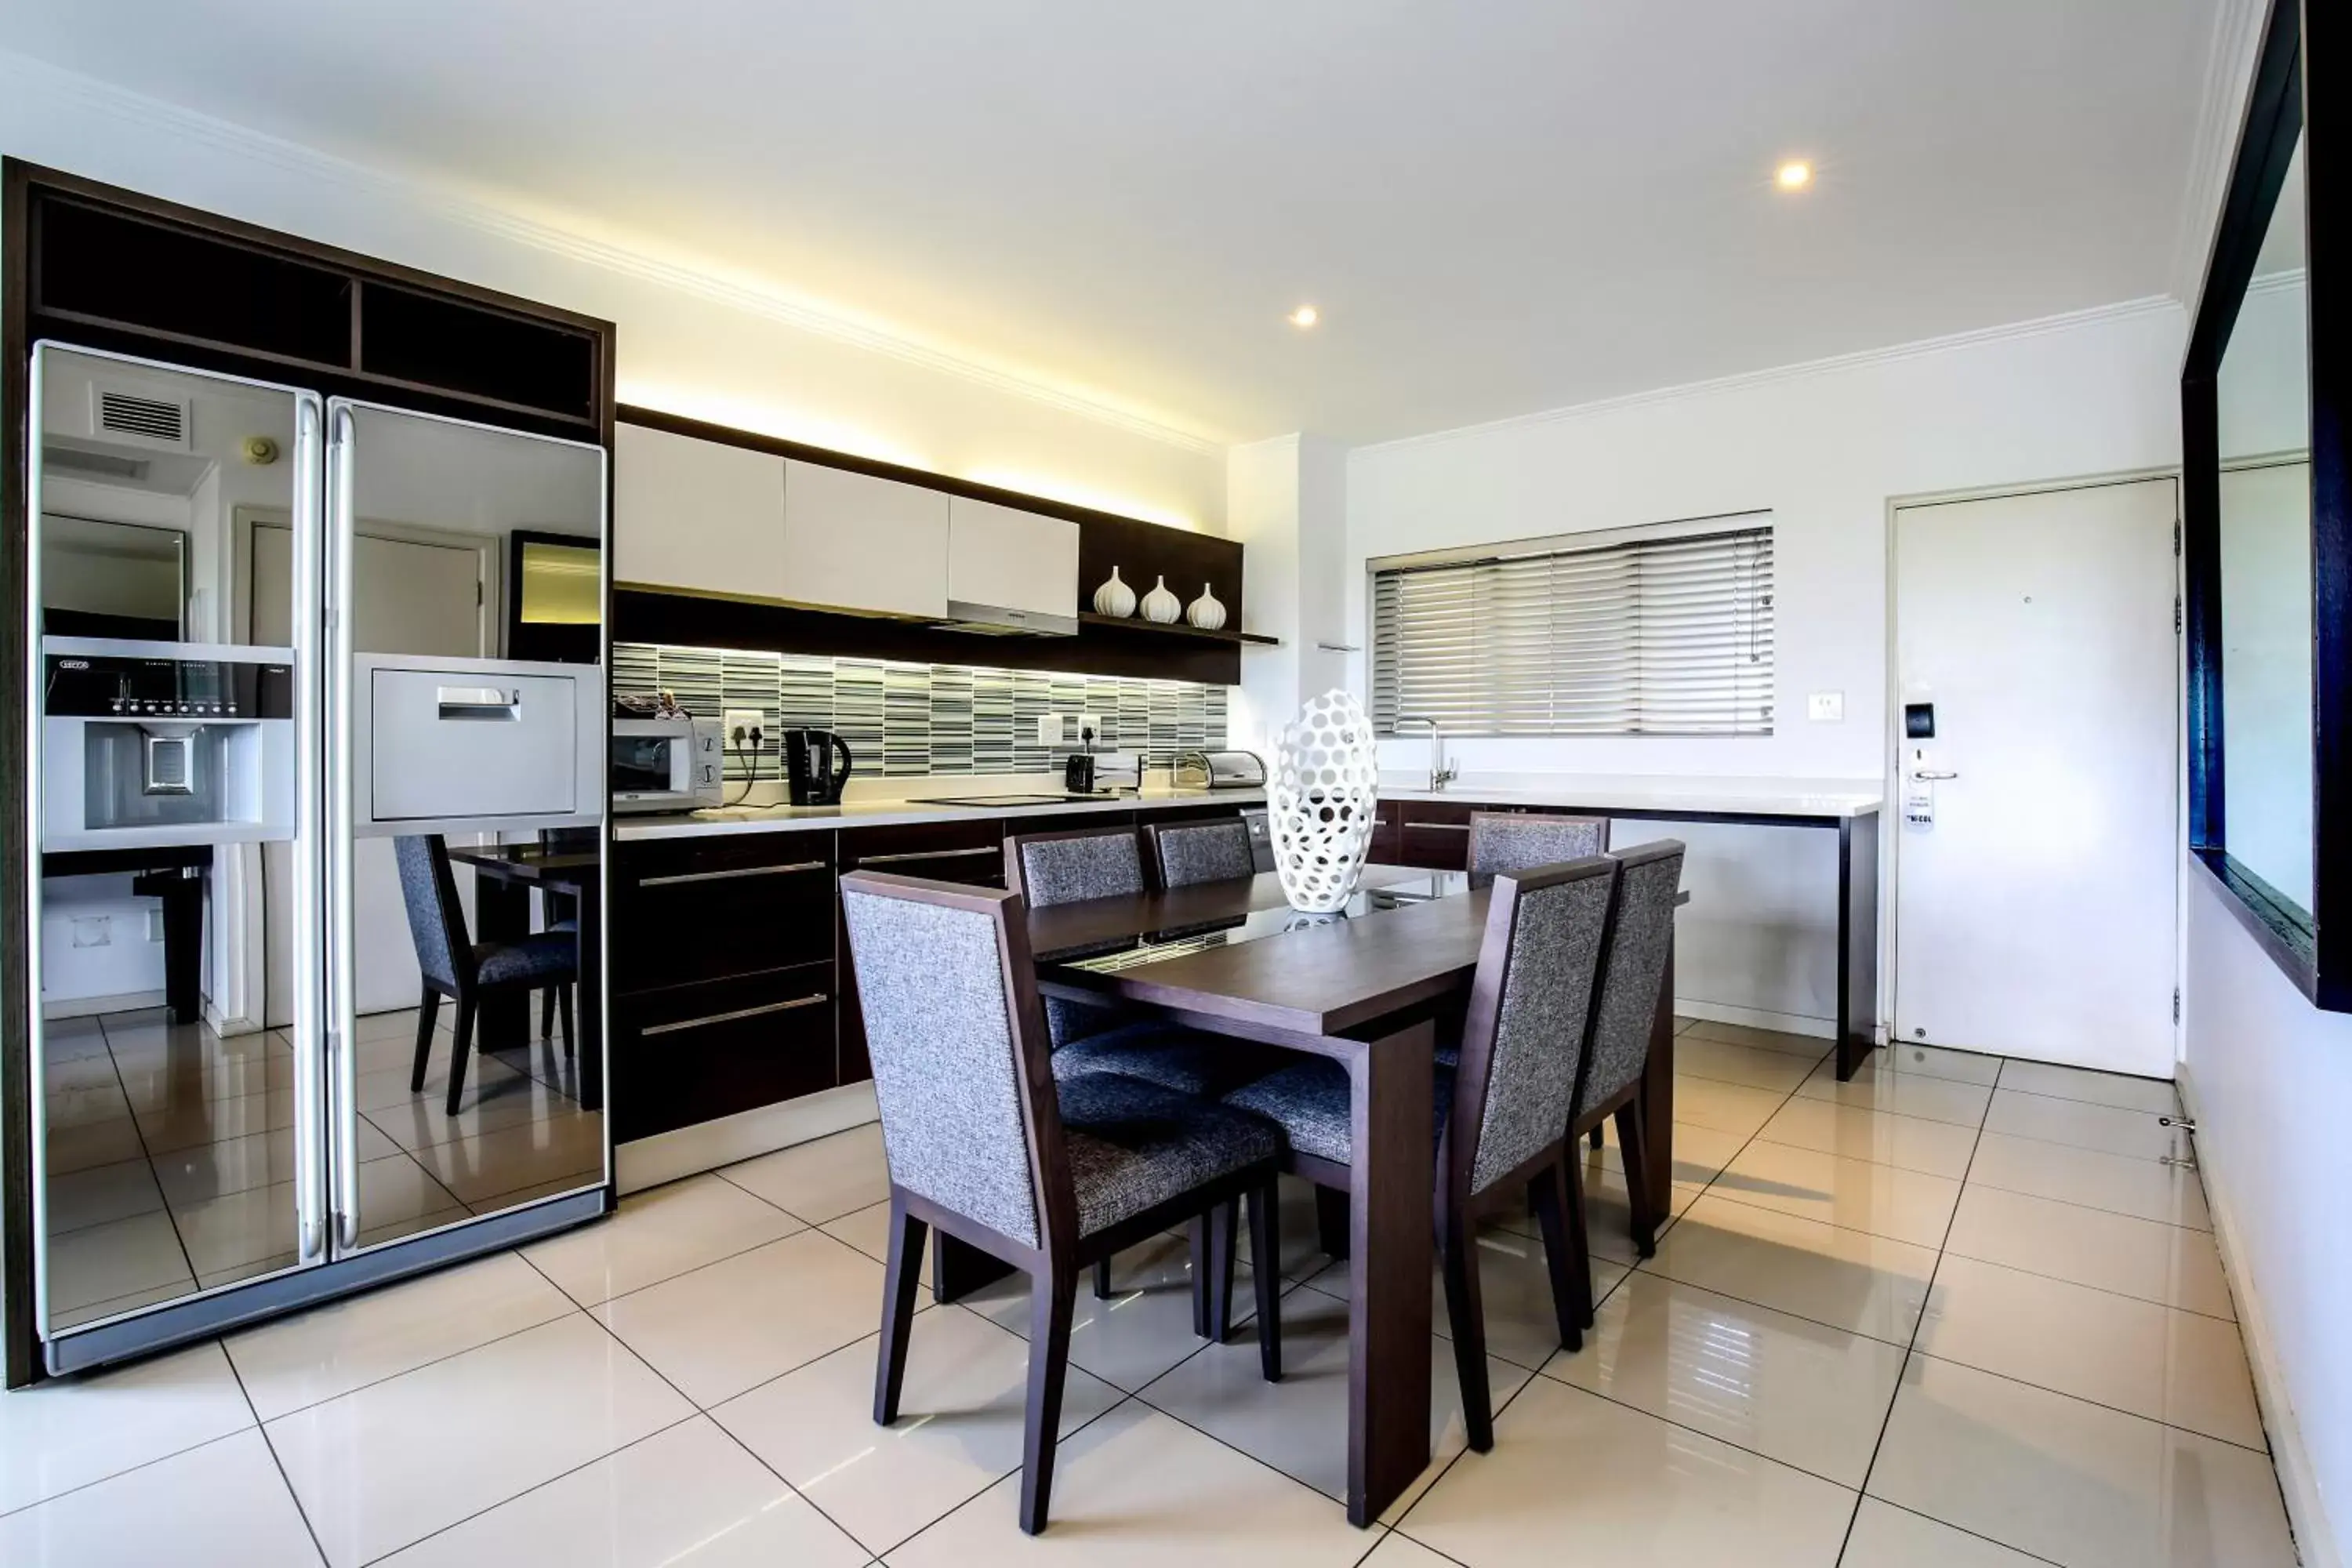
[1139,575,1182,624]
[1269,688,1380,913]
[1185,583,1227,631]
[1091,566,1137,618]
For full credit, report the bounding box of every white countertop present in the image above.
[1380,773,1883,820]
[614,786,1268,840]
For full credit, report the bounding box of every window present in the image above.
[1368,517,1774,737]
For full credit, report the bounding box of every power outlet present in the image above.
[1076,712,1103,747]
[724,708,767,747]
[1806,691,1845,723]
[1036,713,1066,746]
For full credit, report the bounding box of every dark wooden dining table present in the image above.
[443,843,603,1112]
[928,862,1681,1528]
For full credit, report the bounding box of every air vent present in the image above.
[42,445,151,482]
[91,384,191,451]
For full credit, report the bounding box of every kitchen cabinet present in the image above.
[947,496,1080,627]
[1394,798,1474,869]
[612,422,787,600]
[780,459,950,619]
[612,963,837,1143]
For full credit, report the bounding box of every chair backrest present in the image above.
[393,835,469,989]
[1468,811,1609,876]
[1449,856,1617,1196]
[1574,840,1686,1122]
[840,871,1071,1253]
[1150,818,1258,887]
[1005,826,1148,908]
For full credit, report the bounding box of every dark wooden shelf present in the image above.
[1078,611,1280,647]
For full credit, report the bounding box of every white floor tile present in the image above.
[1677,1020,1835,1060]
[43,1209,194,1320]
[0,1429,320,1568]
[1642,1194,1938,1345]
[1943,1183,2234,1320]
[719,1123,890,1224]
[885,1399,1369,1566]
[0,1340,255,1514]
[715,1303,1120,1555]
[1984,1089,2190,1163]
[1709,1138,1963,1249]
[1867,1043,2005,1087]
[1840,1497,2050,1566]
[266,1314,693,1568]
[1668,1074,1791,1139]
[373,1415,866,1568]
[1671,1036,1818,1093]
[961,1229,1236,1393]
[524,1174,802,1308]
[1359,1533,1456,1567]
[1996,1060,2179,1115]
[1755,1096,1981,1181]
[1969,1133,2211,1230]
[1915,1254,2266,1450]
[818,1197,894,1262]
[1397,1375,1857,1568]
[399,1112,604,1207]
[595,1229,904,1406]
[133,1086,301,1156]
[1797,1061,1992,1128]
[1544,1270,1907,1487]
[43,1115,144,1177]
[1868,1355,2296,1568]
[227,1250,577,1421]
[43,1157,167,1234]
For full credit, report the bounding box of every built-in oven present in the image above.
[612,715,724,814]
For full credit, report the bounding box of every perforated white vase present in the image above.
[1269,689,1381,913]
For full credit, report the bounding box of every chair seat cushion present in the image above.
[1053,1022,1287,1098]
[1221,1058,1456,1165]
[1055,1073,1281,1238]
[474,933,578,987]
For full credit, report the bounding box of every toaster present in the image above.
[1172,750,1268,789]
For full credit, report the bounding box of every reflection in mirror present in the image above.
[40,513,187,640]
[2216,133,2312,915]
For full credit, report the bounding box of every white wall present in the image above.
[0,51,1226,538]
[2183,877,2351,1568]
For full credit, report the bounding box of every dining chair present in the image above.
[1223,855,1620,1450]
[1468,811,1609,874]
[1148,816,1258,887]
[394,835,578,1114]
[1563,839,1686,1289]
[841,870,1284,1534]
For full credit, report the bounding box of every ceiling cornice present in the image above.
[2170,0,2276,311]
[0,48,1226,457]
[1353,294,2183,459]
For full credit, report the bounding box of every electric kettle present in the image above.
[782,727,854,806]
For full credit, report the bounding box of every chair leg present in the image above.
[408,986,441,1093]
[541,988,554,1041]
[1093,1257,1114,1301]
[445,994,476,1116]
[1019,1269,1077,1535]
[1590,1123,1605,1151]
[1564,1147,1596,1330]
[1189,1215,1213,1338]
[1529,1158,1583,1354]
[557,985,575,1060]
[1615,1101,1657,1258]
[1207,1197,1241,1343]
[1313,1182,1351,1261]
[873,1201,929,1425]
[1436,1207,1494,1452]
[1248,1181,1282,1382]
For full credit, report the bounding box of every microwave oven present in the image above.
[611,716,724,814]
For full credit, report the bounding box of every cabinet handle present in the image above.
[641,860,828,887]
[855,845,1000,866]
[1405,820,1472,832]
[641,994,828,1036]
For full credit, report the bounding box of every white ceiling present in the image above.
[2,0,2220,445]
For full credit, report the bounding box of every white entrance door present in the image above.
[1892,478,2180,1076]
[252,523,490,1019]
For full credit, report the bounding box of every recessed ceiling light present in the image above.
[1776,161,1813,191]
[1287,304,1319,328]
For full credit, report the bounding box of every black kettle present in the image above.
[782,728,854,806]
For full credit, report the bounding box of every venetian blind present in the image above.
[1369,521,1774,737]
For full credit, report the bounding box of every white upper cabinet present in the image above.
[946,497,1080,626]
[612,423,787,599]
[779,460,949,619]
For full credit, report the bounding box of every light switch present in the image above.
[1806,691,1845,723]
[1036,713,1066,746]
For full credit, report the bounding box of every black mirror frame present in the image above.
[2183,0,2348,1005]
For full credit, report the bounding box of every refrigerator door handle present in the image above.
[326,402,363,1253]
[292,392,328,1264]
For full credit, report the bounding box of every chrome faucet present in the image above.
[1393,715,1458,793]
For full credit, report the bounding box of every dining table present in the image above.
[926,862,1683,1528]
[442,841,604,1113]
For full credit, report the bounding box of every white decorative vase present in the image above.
[1269,689,1380,913]
[1185,583,1227,631]
[1139,575,1182,624]
[1092,566,1137,618]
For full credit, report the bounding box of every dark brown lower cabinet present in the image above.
[611,962,836,1142]
[1395,798,1474,869]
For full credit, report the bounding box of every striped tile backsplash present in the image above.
[613,642,1229,779]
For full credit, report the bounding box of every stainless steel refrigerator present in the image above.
[27,342,610,1374]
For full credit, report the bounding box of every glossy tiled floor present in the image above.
[0,1022,2297,1566]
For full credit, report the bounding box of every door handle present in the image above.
[1912,769,1958,781]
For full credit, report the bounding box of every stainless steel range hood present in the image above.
[937,598,1080,637]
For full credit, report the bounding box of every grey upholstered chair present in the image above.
[1149,817,1258,887]
[1564,839,1686,1279]
[394,835,575,1114]
[841,870,1283,1534]
[1223,855,1619,1450]
[1468,811,1609,875]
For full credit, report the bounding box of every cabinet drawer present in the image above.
[839,818,1007,887]
[1396,800,1473,869]
[612,963,836,1142]
[612,833,837,993]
